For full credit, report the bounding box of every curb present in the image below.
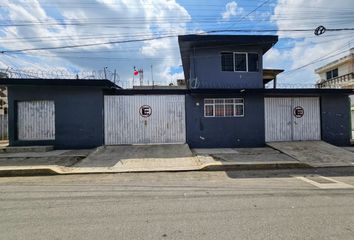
[0,168,61,177]
[0,162,313,177]
[200,162,312,171]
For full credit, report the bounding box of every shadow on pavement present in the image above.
[224,167,354,179]
[0,149,94,167]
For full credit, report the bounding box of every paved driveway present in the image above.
[267,141,354,167]
[74,144,194,168]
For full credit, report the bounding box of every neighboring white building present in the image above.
[315,48,354,138]
[0,87,7,115]
[0,71,8,115]
[316,48,354,88]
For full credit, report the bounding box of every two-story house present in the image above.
[179,35,353,148]
[0,34,352,149]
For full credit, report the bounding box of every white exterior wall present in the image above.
[318,62,351,81]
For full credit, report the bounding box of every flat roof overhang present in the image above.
[104,88,354,96]
[189,88,354,96]
[0,78,120,89]
[104,88,188,95]
[263,69,284,85]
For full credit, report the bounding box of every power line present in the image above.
[1,26,351,44]
[281,40,354,75]
[226,0,271,30]
[7,33,353,59]
[2,28,354,54]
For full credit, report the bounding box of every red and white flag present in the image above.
[133,66,139,76]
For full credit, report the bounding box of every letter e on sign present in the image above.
[293,106,304,118]
[139,105,152,118]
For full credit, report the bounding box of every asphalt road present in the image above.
[1,168,354,240]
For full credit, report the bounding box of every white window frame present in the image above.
[247,52,260,72]
[326,68,338,80]
[221,52,259,73]
[204,98,244,118]
[234,52,248,72]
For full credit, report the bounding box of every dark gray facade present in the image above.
[321,94,351,146]
[186,93,265,148]
[179,34,278,89]
[8,85,105,149]
[189,46,264,89]
[185,90,352,148]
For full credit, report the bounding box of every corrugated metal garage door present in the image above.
[265,97,321,142]
[17,100,55,140]
[264,98,293,142]
[104,95,186,145]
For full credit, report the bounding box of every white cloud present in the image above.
[263,48,290,68]
[269,0,354,85]
[0,0,191,87]
[221,1,244,21]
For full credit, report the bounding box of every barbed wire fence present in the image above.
[0,67,121,84]
[265,83,317,89]
[0,67,321,89]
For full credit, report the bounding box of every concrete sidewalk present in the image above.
[0,148,93,176]
[2,143,353,177]
[0,145,309,177]
[267,141,354,167]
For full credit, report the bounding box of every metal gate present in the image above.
[265,97,321,142]
[17,100,55,140]
[104,95,186,145]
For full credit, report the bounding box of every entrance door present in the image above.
[265,97,321,142]
[104,95,186,145]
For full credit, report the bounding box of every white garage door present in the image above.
[265,97,321,142]
[17,100,55,140]
[104,95,186,145]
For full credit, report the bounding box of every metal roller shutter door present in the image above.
[104,95,186,145]
[265,97,321,142]
[17,100,55,140]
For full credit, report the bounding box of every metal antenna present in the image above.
[151,65,154,86]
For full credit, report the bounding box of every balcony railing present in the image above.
[317,72,354,88]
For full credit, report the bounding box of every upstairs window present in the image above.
[221,53,234,71]
[326,68,338,80]
[221,52,259,72]
[235,53,247,71]
[248,53,259,72]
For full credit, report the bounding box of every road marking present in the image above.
[296,175,354,189]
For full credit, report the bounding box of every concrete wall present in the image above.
[321,94,351,146]
[186,93,351,148]
[190,46,263,89]
[186,94,265,148]
[8,86,104,149]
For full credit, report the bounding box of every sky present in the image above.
[0,0,354,88]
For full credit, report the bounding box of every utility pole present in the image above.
[103,67,107,79]
[151,65,154,87]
